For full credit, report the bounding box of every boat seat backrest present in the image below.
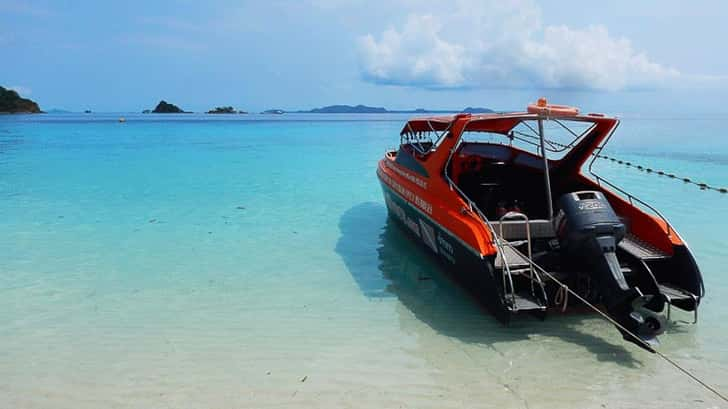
[492,219,555,240]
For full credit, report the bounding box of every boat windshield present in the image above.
[462,118,596,161]
[450,117,602,220]
[400,120,452,156]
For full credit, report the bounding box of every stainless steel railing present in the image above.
[498,212,536,298]
[589,172,673,237]
[442,167,548,309]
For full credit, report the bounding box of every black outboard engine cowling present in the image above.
[555,191,665,350]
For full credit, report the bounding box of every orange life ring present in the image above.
[527,97,579,117]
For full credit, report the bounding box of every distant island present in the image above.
[9,99,494,116]
[0,86,42,113]
[461,107,494,114]
[294,104,494,114]
[149,100,188,113]
[306,104,387,114]
[255,105,494,114]
[208,106,247,114]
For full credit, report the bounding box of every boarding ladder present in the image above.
[443,174,549,313]
[492,212,548,313]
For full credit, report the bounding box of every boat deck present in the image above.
[494,245,530,269]
[618,234,670,260]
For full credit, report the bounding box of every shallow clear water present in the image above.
[1,113,727,408]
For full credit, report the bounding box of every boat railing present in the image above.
[445,178,517,306]
[491,220,549,307]
[442,158,547,309]
[510,119,595,154]
[465,191,549,308]
[587,128,673,237]
[589,173,672,236]
[499,212,537,298]
[498,238,551,304]
[477,118,674,238]
[512,116,675,238]
[402,119,453,156]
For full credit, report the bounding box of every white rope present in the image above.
[537,268,728,403]
[554,284,569,312]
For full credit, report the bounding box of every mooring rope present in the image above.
[553,284,569,312]
[534,268,728,404]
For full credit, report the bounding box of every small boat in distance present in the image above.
[376,98,704,350]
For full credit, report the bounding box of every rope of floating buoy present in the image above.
[508,130,727,193]
[595,154,727,194]
[529,265,728,404]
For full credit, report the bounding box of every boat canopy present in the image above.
[398,102,621,221]
[400,112,613,136]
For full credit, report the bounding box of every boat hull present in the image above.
[378,179,510,323]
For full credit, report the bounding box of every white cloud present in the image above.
[357,0,679,91]
[358,15,468,88]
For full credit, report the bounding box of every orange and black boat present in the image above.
[376,98,704,350]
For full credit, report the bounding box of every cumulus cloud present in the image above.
[357,0,679,91]
[359,15,468,87]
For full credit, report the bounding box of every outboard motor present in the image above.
[555,191,666,350]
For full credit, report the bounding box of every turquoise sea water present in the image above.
[1,113,727,408]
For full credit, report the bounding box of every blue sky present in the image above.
[2,0,727,113]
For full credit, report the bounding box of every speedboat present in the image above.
[376,98,704,350]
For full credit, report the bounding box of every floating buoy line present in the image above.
[508,131,727,194]
[595,153,727,194]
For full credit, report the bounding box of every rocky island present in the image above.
[150,100,187,113]
[0,86,42,113]
[207,106,236,114]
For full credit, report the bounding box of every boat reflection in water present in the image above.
[337,202,659,363]
[337,202,508,339]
